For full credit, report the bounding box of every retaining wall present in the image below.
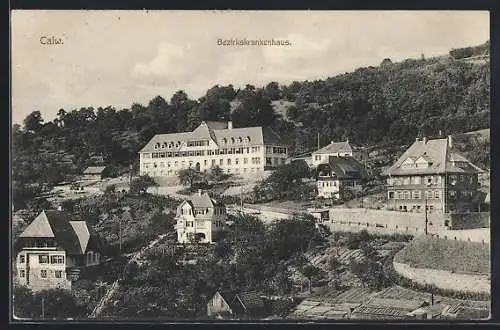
[393,261,490,295]
[449,212,490,230]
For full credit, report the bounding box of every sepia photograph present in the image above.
[10,10,490,321]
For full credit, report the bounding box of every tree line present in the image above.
[12,42,490,210]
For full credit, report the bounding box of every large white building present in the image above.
[139,121,288,177]
[175,190,227,244]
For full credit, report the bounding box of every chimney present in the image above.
[57,205,62,211]
[346,137,349,144]
[423,137,428,144]
[198,189,203,196]
[447,135,453,148]
[439,130,442,137]
[415,137,420,142]
[227,121,233,129]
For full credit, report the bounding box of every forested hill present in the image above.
[12,41,489,208]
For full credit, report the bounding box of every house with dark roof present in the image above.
[138,121,288,179]
[14,210,102,292]
[381,136,484,214]
[175,190,227,243]
[312,140,368,168]
[82,166,107,181]
[316,156,369,200]
[207,289,266,319]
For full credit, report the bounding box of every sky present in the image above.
[11,10,489,125]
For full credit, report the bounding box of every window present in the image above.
[19,269,25,278]
[186,221,194,227]
[315,155,321,161]
[204,160,208,166]
[50,255,65,264]
[40,270,47,278]
[227,159,231,165]
[404,191,410,200]
[212,159,216,166]
[434,191,441,199]
[235,158,239,165]
[426,190,433,199]
[266,158,272,165]
[220,159,223,166]
[19,255,25,263]
[244,158,248,164]
[55,270,62,278]
[39,255,49,264]
[411,176,422,184]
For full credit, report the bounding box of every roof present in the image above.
[139,121,287,152]
[18,210,100,255]
[234,291,265,311]
[317,156,368,180]
[188,191,219,208]
[313,141,353,155]
[382,138,483,176]
[83,166,106,175]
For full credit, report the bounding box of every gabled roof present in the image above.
[382,138,483,176]
[178,191,221,212]
[317,156,368,180]
[18,210,100,255]
[83,166,106,174]
[139,122,287,153]
[313,141,353,155]
[235,291,265,311]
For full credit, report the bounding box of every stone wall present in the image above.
[393,261,490,294]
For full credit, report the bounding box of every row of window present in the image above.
[143,156,285,169]
[18,269,64,279]
[18,254,65,264]
[266,147,287,154]
[388,176,441,186]
[180,208,227,216]
[388,175,475,186]
[146,146,269,159]
[314,153,352,161]
[398,205,435,212]
[318,181,339,188]
[388,190,441,199]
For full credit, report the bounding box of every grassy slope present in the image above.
[394,235,490,275]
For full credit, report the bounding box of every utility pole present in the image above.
[119,213,122,254]
[317,132,320,151]
[425,197,429,235]
[41,297,45,318]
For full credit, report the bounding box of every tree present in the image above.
[129,175,158,195]
[207,165,229,183]
[23,111,44,133]
[178,168,203,187]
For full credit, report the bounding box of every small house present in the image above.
[82,166,107,181]
[207,290,266,319]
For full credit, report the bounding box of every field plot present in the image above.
[394,235,490,275]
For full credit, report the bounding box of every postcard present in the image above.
[10,10,490,322]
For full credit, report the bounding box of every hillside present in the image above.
[12,41,490,210]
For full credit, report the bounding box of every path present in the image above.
[88,233,167,318]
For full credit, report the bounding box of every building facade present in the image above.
[382,136,484,214]
[175,190,227,244]
[14,210,101,292]
[312,140,368,168]
[139,121,288,178]
[316,156,368,200]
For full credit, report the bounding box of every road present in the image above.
[88,233,167,318]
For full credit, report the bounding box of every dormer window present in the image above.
[222,138,227,144]
[238,137,243,143]
[154,143,160,149]
[231,137,235,144]
[247,136,251,142]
